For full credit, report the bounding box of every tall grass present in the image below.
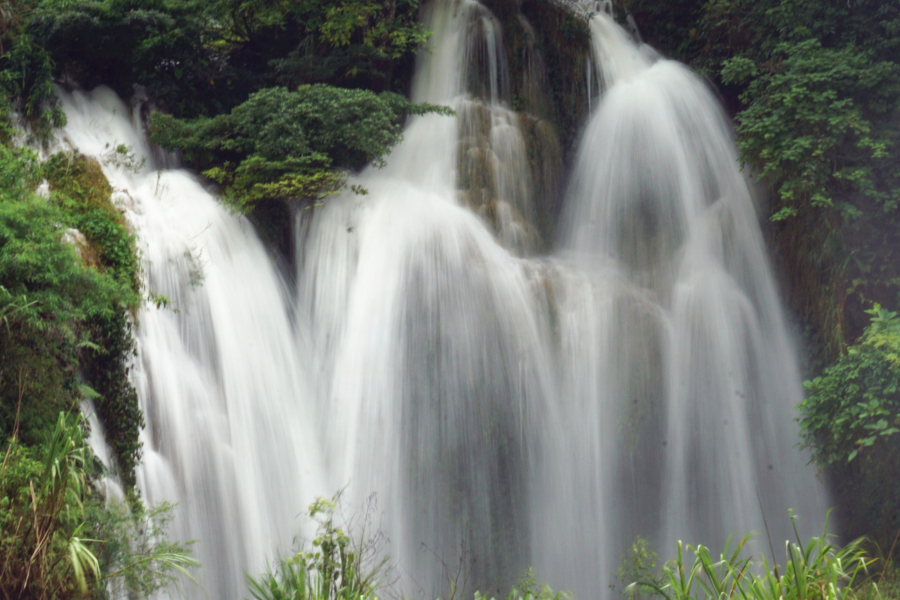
[0,412,198,599]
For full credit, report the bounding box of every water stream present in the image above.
[58,1,829,598]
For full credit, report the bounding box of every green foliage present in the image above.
[247,494,388,600]
[40,151,143,485]
[88,498,199,598]
[733,41,899,222]
[472,577,570,600]
[0,0,67,145]
[613,536,664,600]
[151,84,452,212]
[0,141,142,486]
[0,413,197,599]
[630,512,871,600]
[853,562,900,600]
[9,0,429,120]
[0,413,99,598]
[800,305,900,466]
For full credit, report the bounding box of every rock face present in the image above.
[455,2,571,255]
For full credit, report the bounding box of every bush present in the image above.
[150,84,453,213]
[0,141,142,484]
[628,512,871,600]
[0,413,197,599]
[800,306,900,466]
[247,494,389,600]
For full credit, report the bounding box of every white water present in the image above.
[59,89,326,599]
[59,1,828,598]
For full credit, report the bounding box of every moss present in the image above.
[44,153,140,300]
[41,151,144,487]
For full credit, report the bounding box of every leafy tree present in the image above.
[150,84,453,212]
[14,0,429,118]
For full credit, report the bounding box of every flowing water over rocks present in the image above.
[59,1,829,598]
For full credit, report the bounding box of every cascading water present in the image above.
[58,89,327,599]
[533,9,830,593]
[56,0,829,598]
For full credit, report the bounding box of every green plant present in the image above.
[0,413,98,599]
[0,141,143,486]
[89,498,199,598]
[150,84,453,213]
[20,0,430,120]
[0,413,198,599]
[613,536,664,600]
[473,568,571,600]
[247,493,389,600]
[629,512,871,600]
[800,305,900,466]
[852,561,900,600]
[473,583,570,600]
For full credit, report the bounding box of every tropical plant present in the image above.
[627,512,871,600]
[0,413,98,599]
[472,568,571,600]
[90,498,199,599]
[247,494,389,600]
[614,536,664,600]
[0,412,198,599]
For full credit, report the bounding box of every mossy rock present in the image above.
[40,151,144,487]
[44,152,140,301]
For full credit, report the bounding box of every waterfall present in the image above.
[59,88,327,599]
[57,1,828,599]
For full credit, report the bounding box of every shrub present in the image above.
[0,413,197,599]
[629,512,870,600]
[0,142,143,484]
[247,494,389,600]
[800,305,900,466]
[150,84,452,213]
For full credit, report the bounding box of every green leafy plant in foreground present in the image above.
[613,536,664,600]
[627,512,870,600]
[247,494,388,600]
[0,412,198,599]
[247,495,570,600]
[472,568,571,600]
